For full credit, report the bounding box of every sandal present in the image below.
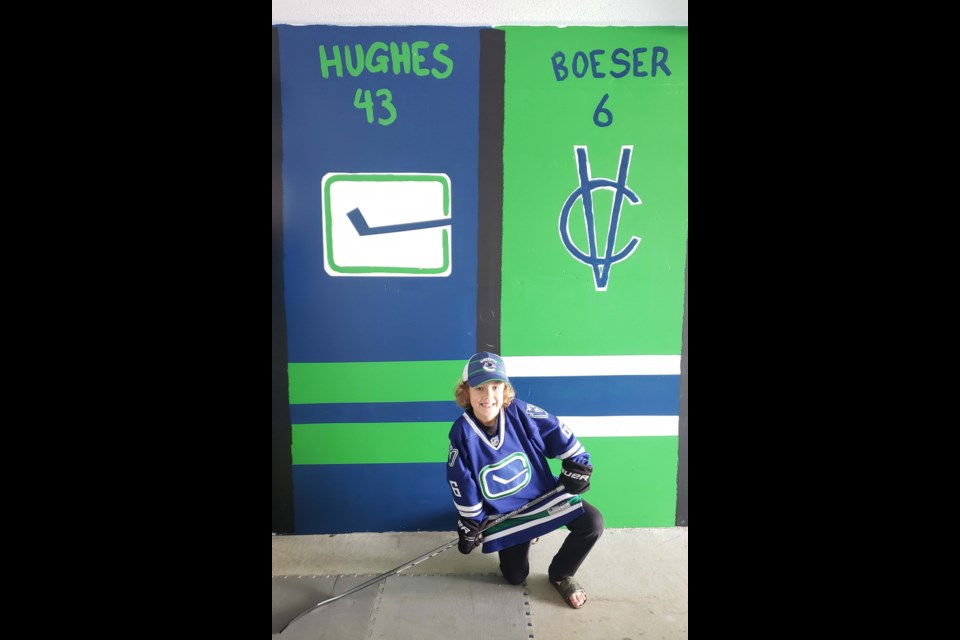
[551,576,587,609]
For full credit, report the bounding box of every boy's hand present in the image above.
[559,458,592,494]
[457,518,483,554]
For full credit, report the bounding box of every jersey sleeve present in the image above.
[446,426,488,523]
[520,400,591,467]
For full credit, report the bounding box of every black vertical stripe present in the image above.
[675,243,688,526]
[272,26,294,534]
[476,28,505,355]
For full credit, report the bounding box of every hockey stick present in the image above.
[279,484,566,634]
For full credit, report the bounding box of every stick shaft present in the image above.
[279,485,565,633]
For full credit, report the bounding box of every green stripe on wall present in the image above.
[288,361,463,404]
[549,436,679,527]
[292,422,451,464]
[295,425,678,526]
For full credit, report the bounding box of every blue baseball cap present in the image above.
[462,352,509,388]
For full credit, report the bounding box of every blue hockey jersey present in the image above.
[446,397,591,553]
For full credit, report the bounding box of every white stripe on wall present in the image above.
[503,355,681,377]
[559,415,679,437]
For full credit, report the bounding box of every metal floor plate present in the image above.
[273,573,533,640]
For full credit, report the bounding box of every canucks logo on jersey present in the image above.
[479,452,531,499]
[526,404,548,418]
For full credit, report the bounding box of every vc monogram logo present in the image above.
[558,146,642,291]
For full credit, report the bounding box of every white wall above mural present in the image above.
[272,0,689,27]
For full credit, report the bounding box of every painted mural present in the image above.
[273,25,687,534]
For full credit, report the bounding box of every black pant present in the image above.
[498,500,604,585]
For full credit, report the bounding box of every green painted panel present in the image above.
[549,436,678,527]
[288,360,463,404]
[292,422,451,464]
[500,27,688,356]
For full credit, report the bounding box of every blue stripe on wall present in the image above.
[510,375,680,416]
[293,462,453,534]
[289,376,679,425]
[290,401,462,424]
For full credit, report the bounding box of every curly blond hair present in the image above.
[454,379,515,409]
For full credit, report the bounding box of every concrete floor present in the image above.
[272,527,688,639]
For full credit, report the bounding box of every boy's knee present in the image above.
[591,508,605,536]
[500,564,529,585]
[578,503,604,539]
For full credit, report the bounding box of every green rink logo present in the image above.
[322,173,452,277]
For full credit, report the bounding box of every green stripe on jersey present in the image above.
[483,495,584,534]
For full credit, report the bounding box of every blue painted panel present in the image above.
[290,401,462,424]
[293,463,453,534]
[510,375,681,416]
[277,26,480,363]
[288,373,678,424]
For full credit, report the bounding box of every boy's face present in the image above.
[468,381,505,427]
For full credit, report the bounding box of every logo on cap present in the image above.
[464,352,509,387]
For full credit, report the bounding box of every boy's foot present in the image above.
[551,576,587,609]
